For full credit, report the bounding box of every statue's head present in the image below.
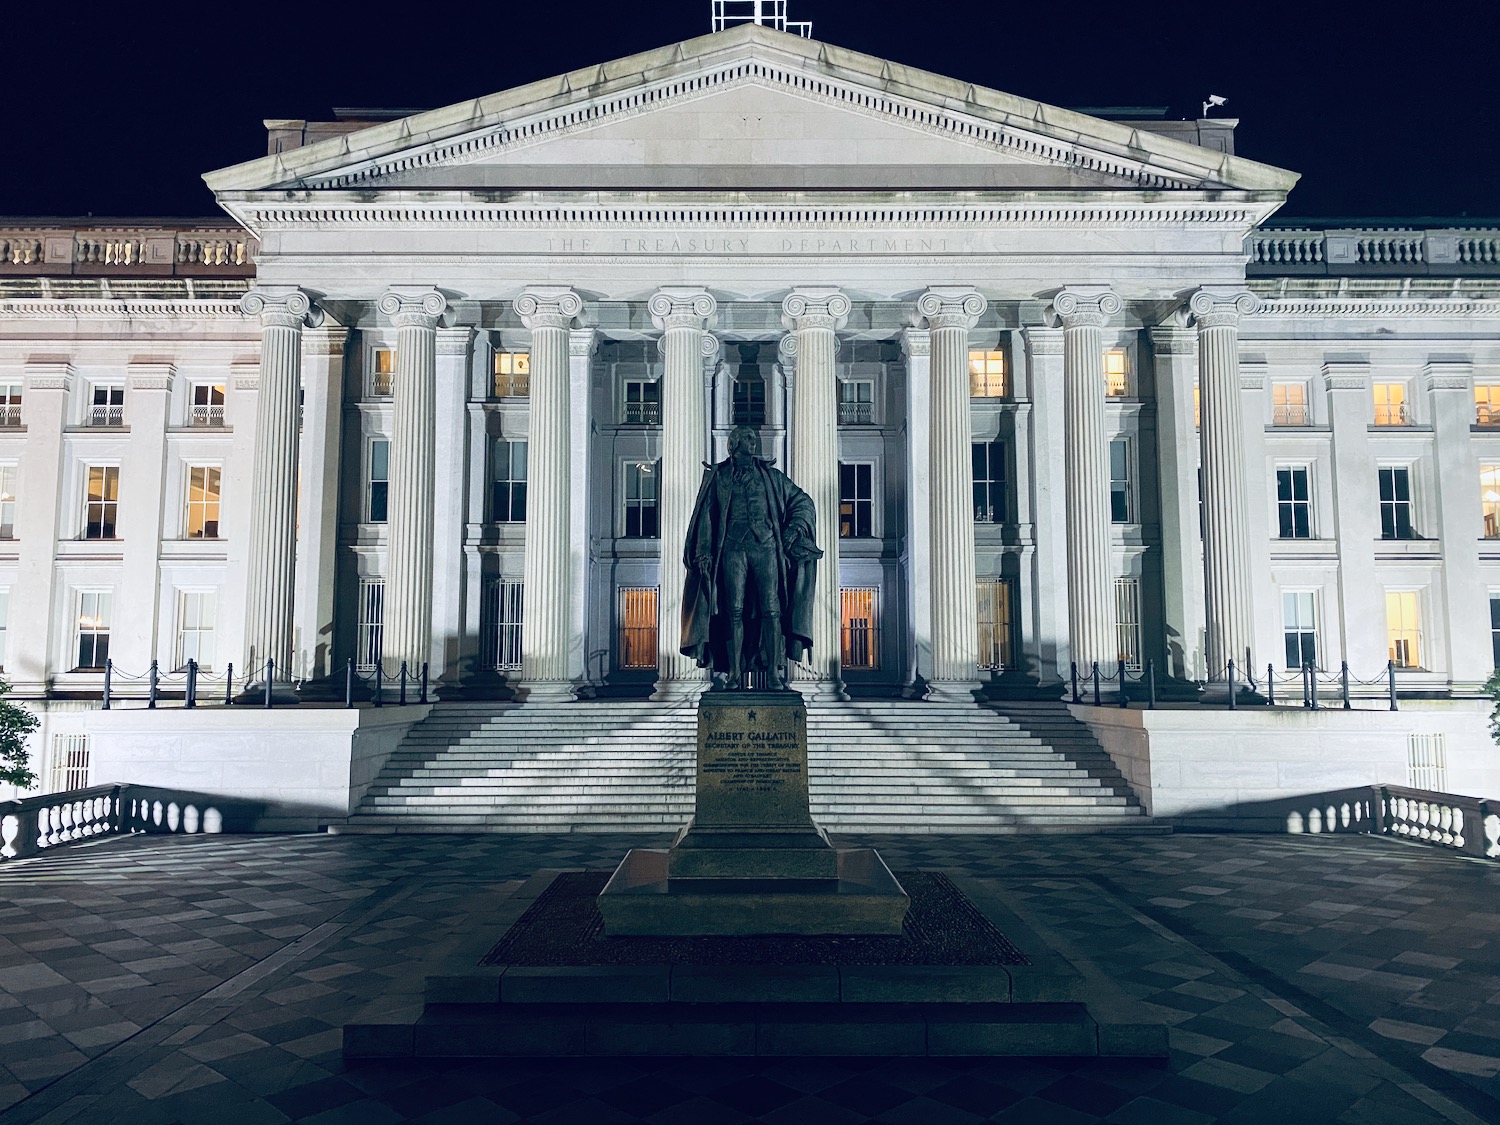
[728,426,760,459]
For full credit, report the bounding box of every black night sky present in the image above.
[3,0,1497,222]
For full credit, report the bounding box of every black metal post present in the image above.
[1266,663,1274,707]
[225,662,233,706]
[1070,662,1080,704]
[264,660,274,709]
[1388,659,1398,711]
[1310,662,1320,710]
[1091,661,1100,706]
[374,664,383,708]
[1341,660,1351,710]
[345,658,354,709]
[1147,659,1156,709]
[102,659,112,711]
[1118,660,1127,708]
[399,661,408,706]
[186,659,197,709]
[148,660,159,709]
[1227,659,1237,711]
[420,662,429,705]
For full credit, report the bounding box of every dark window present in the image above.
[1277,467,1312,539]
[733,376,766,427]
[972,440,1007,523]
[839,463,873,538]
[492,439,528,523]
[1379,467,1415,540]
[624,462,659,538]
[368,441,389,523]
[1109,440,1131,523]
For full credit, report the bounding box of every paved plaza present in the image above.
[0,829,1496,1124]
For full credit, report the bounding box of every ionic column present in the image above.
[1149,323,1206,683]
[649,288,718,699]
[376,287,447,684]
[294,326,349,684]
[782,288,849,699]
[916,288,987,700]
[515,287,583,698]
[901,328,932,694]
[240,287,318,687]
[1022,326,1070,682]
[431,326,474,686]
[569,328,598,687]
[1189,288,1259,682]
[1050,287,1121,678]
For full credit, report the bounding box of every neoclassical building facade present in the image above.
[3,24,1500,786]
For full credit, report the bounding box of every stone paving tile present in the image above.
[0,831,1495,1122]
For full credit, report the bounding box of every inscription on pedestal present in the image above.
[696,694,812,828]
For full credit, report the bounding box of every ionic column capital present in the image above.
[781,287,850,332]
[240,286,322,330]
[648,288,717,332]
[515,287,583,332]
[378,286,448,330]
[916,287,986,331]
[1048,287,1122,329]
[655,330,719,360]
[1188,287,1259,329]
[777,331,798,368]
[901,327,931,358]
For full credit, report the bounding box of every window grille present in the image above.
[494,351,530,397]
[968,350,1007,398]
[838,463,874,538]
[0,383,21,427]
[356,580,384,671]
[838,379,875,424]
[189,384,225,427]
[1114,577,1142,671]
[623,379,661,424]
[1492,595,1500,669]
[1271,381,1309,426]
[481,579,524,671]
[1407,734,1447,791]
[977,579,1013,670]
[48,735,90,793]
[370,348,395,397]
[88,384,124,427]
[75,591,111,670]
[1483,466,1500,538]
[0,588,9,671]
[1104,349,1128,397]
[1476,385,1500,427]
[732,376,766,427]
[840,587,879,669]
[618,587,658,669]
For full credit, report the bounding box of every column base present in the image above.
[791,678,849,703]
[924,679,983,704]
[651,677,709,703]
[514,680,579,703]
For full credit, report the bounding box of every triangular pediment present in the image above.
[205,24,1297,198]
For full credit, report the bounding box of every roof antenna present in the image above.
[711,1,812,37]
[1202,94,1227,117]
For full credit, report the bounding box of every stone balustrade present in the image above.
[1248,226,1500,275]
[0,224,257,277]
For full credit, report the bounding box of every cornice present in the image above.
[0,299,247,320]
[1252,297,1500,319]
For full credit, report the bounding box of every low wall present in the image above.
[80,705,430,831]
[1073,700,1500,831]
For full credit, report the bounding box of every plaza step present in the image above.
[338,698,1156,834]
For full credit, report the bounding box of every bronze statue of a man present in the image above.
[681,426,822,690]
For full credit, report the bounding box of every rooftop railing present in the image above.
[0,223,257,278]
[1248,227,1500,277]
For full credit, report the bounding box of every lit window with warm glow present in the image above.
[1193,383,1200,430]
[370,348,395,397]
[184,466,221,539]
[1477,385,1500,426]
[1104,349,1128,397]
[1272,381,1309,426]
[968,350,1007,397]
[494,351,530,397]
[1482,465,1500,538]
[840,587,878,669]
[1386,590,1422,668]
[618,586,657,669]
[75,590,111,670]
[84,466,119,539]
[1373,382,1408,426]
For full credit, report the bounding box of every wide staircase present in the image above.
[339,698,1156,834]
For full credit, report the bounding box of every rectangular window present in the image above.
[1373,382,1409,426]
[838,379,875,425]
[838,462,874,538]
[356,579,384,670]
[75,590,111,669]
[1283,591,1318,670]
[1271,381,1310,426]
[968,349,1007,398]
[1476,385,1500,427]
[618,586,658,669]
[622,379,661,425]
[88,383,124,427]
[972,440,1007,524]
[493,351,530,397]
[0,382,21,427]
[977,579,1013,670]
[732,376,766,427]
[189,383,225,427]
[491,439,528,523]
[370,348,395,397]
[0,464,15,539]
[623,461,659,538]
[1378,466,1416,540]
[481,578,524,671]
[1104,348,1129,397]
[368,440,390,523]
[84,466,119,539]
[1109,439,1132,523]
[840,587,879,669]
[1193,383,1201,430]
[49,734,90,793]
[1483,465,1500,538]
[0,588,9,670]
[174,590,216,671]
[1492,594,1500,668]
[1114,577,1142,671]
[1386,590,1422,668]
[184,466,221,539]
[1276,466,1312,539]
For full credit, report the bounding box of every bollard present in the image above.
[374,664,383,708]
[1227,659,1237,711]
[103,659,112,711]
[1070,662,1080,704]
[1388,659,1399,712]
[1309,663,1319,711]
[1091,661,1100,707]
[1341,660,1351,710]
[1118,661,1128,708]
[186,659,197,709]
[1147,659,1156,710]
[420,661,429,705]
[264,660,274,709]
[148,660,159,710]
[399,661,409,706]
[225,662,234,707]
[345,658,354,710]
[1266,663,1275,707]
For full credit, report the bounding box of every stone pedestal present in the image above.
[598,692,908,935]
